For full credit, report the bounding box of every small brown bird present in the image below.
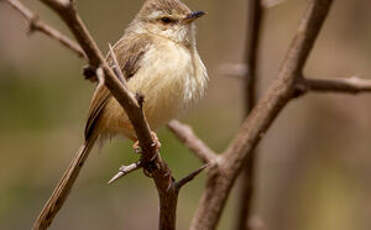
[35,0,208,227]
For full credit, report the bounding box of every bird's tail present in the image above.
[32,136,97,230]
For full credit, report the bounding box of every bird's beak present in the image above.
[183,11,206,24]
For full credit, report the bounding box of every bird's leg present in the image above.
[150,131,161,153]
[142,131,162,177]
[132,140,142,154]
[131,131,162,178]
[132,131,161,155]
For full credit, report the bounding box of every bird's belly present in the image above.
[130,46,194,129]
[105,42,206,139]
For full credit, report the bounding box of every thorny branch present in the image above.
[4,0,85,58]
[3,0,205,229]
[190,1,335,229]
[4,0,213,167]
[5,0,371,230]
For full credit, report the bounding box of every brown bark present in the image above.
[237,0,264,229]
[190,1,334,229]
[7,0,371,230]
[297,76,371,94]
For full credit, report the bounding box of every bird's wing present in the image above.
[84,34,152,140]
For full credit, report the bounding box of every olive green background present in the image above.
[1,0,371,229]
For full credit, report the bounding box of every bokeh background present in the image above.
[1,0,371,229]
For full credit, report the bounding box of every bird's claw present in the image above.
[132,141,142,154]
[150,131,161,151]
[132,131,161,154]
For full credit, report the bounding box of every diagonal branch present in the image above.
[4,0,85,58]
[297,76,371,94]
[36,0,155,163]
[190,1,334,229]
[167,120,217,164]
[17,0,177,229]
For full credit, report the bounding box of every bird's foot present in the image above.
[132,131,161,154]
[150,131,161,151]
[132,141,142,154]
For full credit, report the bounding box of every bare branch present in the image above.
[237,0,264,229]
[297,76,371,94]
[218,63,247,78]
[167,120,217,164]
[35,0,156,157]
[108,161,142,184]
[174,164,210,192]
[262,0,287,8]
[190,1,334,229]
[4,0,85,58]
[22,1,177,229]
[38,0,105,67]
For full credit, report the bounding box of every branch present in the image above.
[190,1,334,229]
[34,0,155,165]
[174,164,210,192]
[167,120,217,164]
[237,0,264,229]
[297,76,371,94]
[4,0,85,58]
[218,63,247,78]
[262,0,287,8]
[108,43,126,84]
[14,1,177,229]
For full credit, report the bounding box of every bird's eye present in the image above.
[161,17,174,24]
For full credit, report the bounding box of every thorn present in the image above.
[108,172,124,184]
[174,163,210,191]
[107,161,142,184]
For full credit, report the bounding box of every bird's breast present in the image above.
[126,40,208,129]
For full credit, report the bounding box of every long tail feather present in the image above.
[32,136,97,230]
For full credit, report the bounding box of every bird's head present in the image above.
[132,0,205,46]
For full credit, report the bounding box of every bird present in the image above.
[34,0,208,228]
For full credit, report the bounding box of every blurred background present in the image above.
[1,0,371,229]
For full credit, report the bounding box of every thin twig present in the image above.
[167,120,217,164]
[190,1,334,229]
[297,76,371,94]
[218,63,248,78]
[108,43,126,84]
[262,0,287,8]
[4,0,85,58]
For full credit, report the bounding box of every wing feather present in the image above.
[84,34,152,140]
